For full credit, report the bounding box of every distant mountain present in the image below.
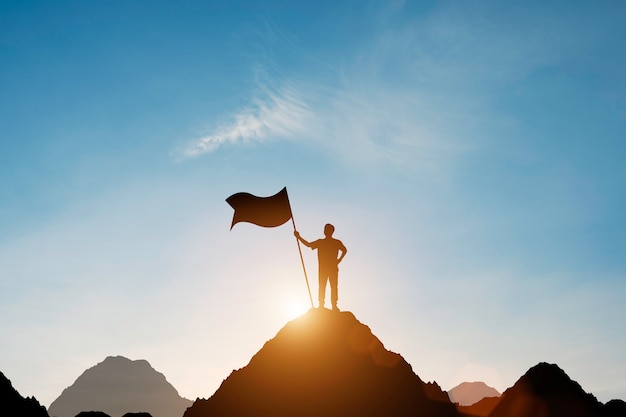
[184,308,458,417]
[48,356,192,417]
[0,370,49,417]
[448,381,500,406]
[489,362,626,417]
[73,410,154,417]
[75,412,110,417]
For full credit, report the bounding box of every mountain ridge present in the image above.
[182,308,626,417]
[6,309,626,417]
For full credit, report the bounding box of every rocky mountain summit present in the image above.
[184,308,457,417]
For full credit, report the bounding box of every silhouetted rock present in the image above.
[0,370,49,417]
[75,412,111,417]
[489,362,607,417]
[603,399,626,417]
[448,381,500,406]
[48,356,192,417]
[122,413,153,417]
[184,308,457,417]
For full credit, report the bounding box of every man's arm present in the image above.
[337,241,347,264]
[294,231,313,248]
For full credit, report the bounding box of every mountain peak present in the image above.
[489,362,605,417]
[103,355,143,362]
[521,362,589,397]
[100,356,152,370]
[185,308,457,417]
[448,381,500,406]
[48,356,191,417]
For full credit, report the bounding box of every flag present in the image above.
[226,187,292,229]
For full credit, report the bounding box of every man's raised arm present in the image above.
[294,231,313,248]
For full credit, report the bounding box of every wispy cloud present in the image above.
[177,2,578,171]
[177,73,467,175]
[178,85,311,158]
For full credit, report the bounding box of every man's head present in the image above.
[324,223,335,237]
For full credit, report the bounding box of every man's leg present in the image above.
[329,269,339,311]
[318,272,328,308]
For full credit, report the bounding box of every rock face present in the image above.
[489,362,624,417]
[0,371,49,417]
[604,399,626,417]
[48,356,192,417]
[184,308,457,417]
[448,381,500,406]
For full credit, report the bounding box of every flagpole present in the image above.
[287,195,314,309]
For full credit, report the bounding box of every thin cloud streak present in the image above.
[177,74,467,176]
[179,87,311,158]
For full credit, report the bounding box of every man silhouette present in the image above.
[294,224,347,311]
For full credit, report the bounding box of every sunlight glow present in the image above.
[282,297,310,320]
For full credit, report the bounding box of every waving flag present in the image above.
[226,187,292,229]
[226,186,313,307]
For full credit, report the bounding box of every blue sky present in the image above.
[1,0,625,407]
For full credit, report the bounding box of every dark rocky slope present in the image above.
[0,370,49,417]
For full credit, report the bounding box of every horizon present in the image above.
[1,0,625,408]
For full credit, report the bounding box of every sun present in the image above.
[282,297,310,319]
